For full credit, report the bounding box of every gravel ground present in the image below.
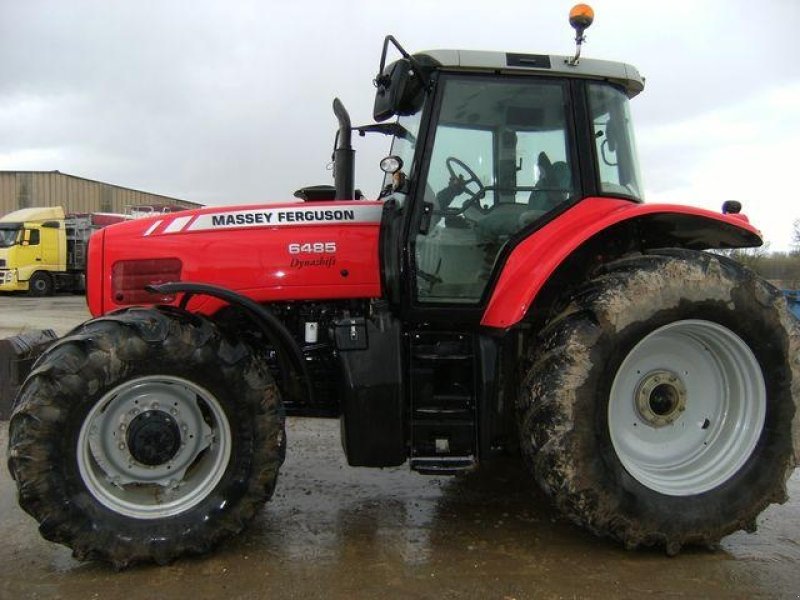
[0,294,91,338]
[1,296,799,598]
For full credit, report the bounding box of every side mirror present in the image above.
[373,36,431,122]
[372,58,423,121]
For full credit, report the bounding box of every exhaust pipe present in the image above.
[332,98,355,200]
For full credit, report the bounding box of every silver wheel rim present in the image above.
[608,319,766,496]
[77,375,232,519]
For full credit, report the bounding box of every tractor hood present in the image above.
[87,200,384,317]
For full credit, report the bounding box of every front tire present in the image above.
[7,306,285,567]
[27,271,53,296]
[518,250,799,553]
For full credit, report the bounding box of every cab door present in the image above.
[16,227,43,274]
[408,74,579,314]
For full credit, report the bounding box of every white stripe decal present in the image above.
[186,204,384,232]
[143,220,162,236]
[164,216,193,233]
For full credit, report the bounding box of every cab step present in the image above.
[408,330,479,474]
[410,456,476,475]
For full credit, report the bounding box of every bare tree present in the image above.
[715,243,771,272]
[792,219,800,256]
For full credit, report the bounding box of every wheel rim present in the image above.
[608,319,766,496]
[77,375,232,519]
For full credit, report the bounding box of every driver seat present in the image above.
[529,159,571,211]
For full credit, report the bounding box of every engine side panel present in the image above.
[90,201,383,316]
[481,197,762,328]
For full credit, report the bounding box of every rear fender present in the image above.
[481,197,762,328]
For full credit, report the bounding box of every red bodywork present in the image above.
[87,196,760,329]
[481,197,760,327]
[87,201,383,317]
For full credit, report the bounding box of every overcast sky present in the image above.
[1,0,798,249]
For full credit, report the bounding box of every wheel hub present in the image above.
[634,370,686,427]
[609,320,767,496]
[126,410,182,466]
[78,376,232,519]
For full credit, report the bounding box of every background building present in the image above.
[0,170,201,216]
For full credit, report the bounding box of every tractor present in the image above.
[8,5,799,566]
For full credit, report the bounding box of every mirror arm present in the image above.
[376,35,430,91]
[353,123,416,143]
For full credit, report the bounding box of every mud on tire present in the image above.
[7,306,285,567]
[518,249,800,553]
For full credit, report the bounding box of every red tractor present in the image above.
[8,6,799,566]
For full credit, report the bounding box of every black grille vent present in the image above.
[0,259,5,268]
[506,53,551,69]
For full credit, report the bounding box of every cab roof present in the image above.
[415,49,645,98]
[0,206,65,223]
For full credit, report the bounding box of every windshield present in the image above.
[587,83,643,200]
[382,110,423,192]
[0,227,20,248]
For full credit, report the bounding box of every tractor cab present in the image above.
[357,17,645,316]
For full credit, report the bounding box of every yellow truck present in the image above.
[0,206,125,296]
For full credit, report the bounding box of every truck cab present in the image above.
[0,206,65,294]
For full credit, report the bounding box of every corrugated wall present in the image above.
[0,171,201,217]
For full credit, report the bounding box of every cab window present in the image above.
[588,83,643,199]
[23,229,40,246]
[414,75,575,304]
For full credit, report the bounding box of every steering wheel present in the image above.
[445,157,486,213]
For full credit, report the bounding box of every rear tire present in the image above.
[7,306,285,567]
[27,271,53,297]
[518,250,799,553]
